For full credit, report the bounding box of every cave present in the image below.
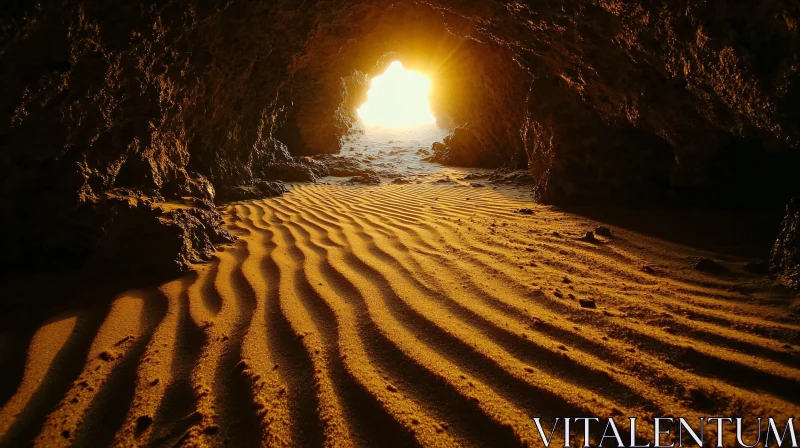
[357,61,436,128]
[1,0,800,446]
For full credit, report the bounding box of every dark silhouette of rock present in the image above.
[347,172,381,185]
[489,171,536,185]
[217,181,287,202]
[595,226,613,238]
[579,299,597,309]
[694,258,728,275]
[261,163,318,183]
[427,126,513,167]
[135,416,153,435]
[744,260,770,275]
[89,190,236,278]
[771,198,800,288]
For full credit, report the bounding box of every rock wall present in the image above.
[772,197,800,289]
[424,0,800,205]
[2,0,799,274]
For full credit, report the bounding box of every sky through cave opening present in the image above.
[343,60,448,177]
[358,61,436,128]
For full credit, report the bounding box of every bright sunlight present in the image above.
[357,61,436,128]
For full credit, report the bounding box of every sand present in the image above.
[1,124,799,447]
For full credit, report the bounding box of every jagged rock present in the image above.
[431,177,456,184]
[489,171,536,185]
[260,163,317,183]
[217,181,288,202]
[426,126,504,167]
[252,138,295,167]
[299,156,331,178]
[253,180,289,196]
[163,173,216,203]
[311,154,370,177]
[428,142,447,162]
[771,198,800,288]
[89,189,235,278]
[462,172,489,180]
[346,172,381,185]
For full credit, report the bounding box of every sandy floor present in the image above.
[1,123,799,447]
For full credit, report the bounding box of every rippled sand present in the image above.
[1,125,798,446]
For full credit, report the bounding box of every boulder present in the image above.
[347,172,381,185]
[312,154,370,177]
[89,189,235,278]
[426,126,501,167]
[217,181,288,202]
[299,156,331,178]
[261,163,318,182]
[594,226,613,238]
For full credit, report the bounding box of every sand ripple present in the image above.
[2,183,799,447]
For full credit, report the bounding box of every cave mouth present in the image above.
[343,60,448,171]
[357,61,436,128]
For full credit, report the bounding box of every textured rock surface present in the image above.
[427,126,507,168]
[216,181,288,203]
[311,154,374,177]
[1,0,799,272]
[87,189,235,277]
[346,171,381,185]
[771,197,800,289]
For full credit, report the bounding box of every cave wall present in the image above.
[0,0,379,271]
[429,0,800,204]
[2,0,799,273]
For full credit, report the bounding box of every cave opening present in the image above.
[357,61,436,128]
[340,59,449,175]
[3,2,800,445]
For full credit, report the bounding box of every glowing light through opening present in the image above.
[357,61,436,128]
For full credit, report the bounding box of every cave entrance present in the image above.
[344,61,448,175]
[357,61,435,128]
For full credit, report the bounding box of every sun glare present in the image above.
[357,61,436,128]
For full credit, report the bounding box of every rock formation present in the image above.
[1,0,799,276]
[772,197,800,288]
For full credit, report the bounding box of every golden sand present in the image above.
[1,182,798,447]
